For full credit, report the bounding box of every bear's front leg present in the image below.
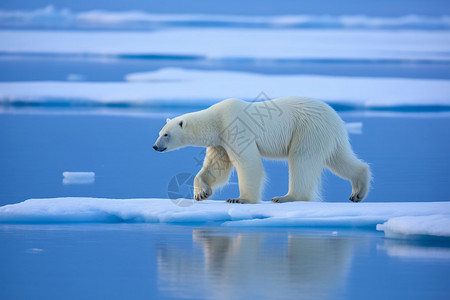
[225,143,263,204]
[193,146,233,201]
[194,174,212,201]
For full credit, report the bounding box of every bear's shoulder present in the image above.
[221,98,245,106]
[210,98,245,111]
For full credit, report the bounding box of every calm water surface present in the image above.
[1,223,449,300]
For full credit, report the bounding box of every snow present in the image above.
[1,68,450,108]
[376,215,450,239]
[0,198,449,239]
[62,172,95,185]
[1,29,449,62]
[1,6,450,30]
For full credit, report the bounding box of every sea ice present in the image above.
[1,68,449,108]
[0,198,449,240]
[1,29,449,62]
[376,215,450,239]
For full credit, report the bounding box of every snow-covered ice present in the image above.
[62,172,95,185]
[377,215,450,239]
[1,29,449,62]
[1,68,450,108]
[0,198,449,239]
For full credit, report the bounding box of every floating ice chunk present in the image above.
[66,74,86,82]
[0,198,449,241]
[62,172,95,185]
[26,248,44,254]
[376,215,450,239]
[344,122,363,134]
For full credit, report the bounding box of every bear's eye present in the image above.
[164,133,168,137]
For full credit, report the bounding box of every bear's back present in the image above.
[210,97,347,158]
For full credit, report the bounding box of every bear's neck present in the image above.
[187,109,221,147]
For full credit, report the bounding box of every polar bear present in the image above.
[153,97,371,204]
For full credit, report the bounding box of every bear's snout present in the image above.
[153,144,167,152]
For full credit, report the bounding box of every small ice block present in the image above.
[63,172,95,185]
[345,122,363,135]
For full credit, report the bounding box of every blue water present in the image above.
[1,1,450,299]
[1,224,449,300]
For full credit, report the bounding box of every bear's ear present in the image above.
[166,118,171,124]
[179,120,185,128]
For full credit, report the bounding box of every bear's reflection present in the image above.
[157,229,354,300]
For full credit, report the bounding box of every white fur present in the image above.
[154,97,371,204]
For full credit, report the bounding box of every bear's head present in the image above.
[153,117,187,152]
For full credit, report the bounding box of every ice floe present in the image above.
[377,215,450,239]
[1,68,449,109]
[0,198,449,239]
[1,28,449,62]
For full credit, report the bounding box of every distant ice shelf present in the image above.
[1,68,450,109]
[0,198,449,239]
[1,28,450,62]
[2,6,450,30]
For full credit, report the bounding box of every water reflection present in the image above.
[379,239,450,260]
[157,229,354,300]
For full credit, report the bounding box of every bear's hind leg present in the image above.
[194,146,233,201]
[327,146,371,202]
[272,152,323,203]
